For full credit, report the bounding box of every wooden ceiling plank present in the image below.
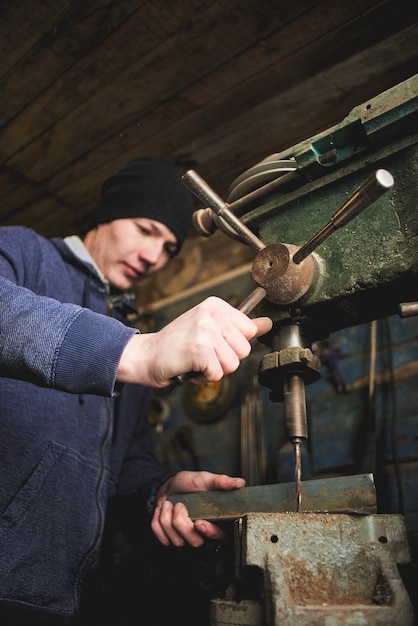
[0,0,325,169]
[0,194,64,229]
[0,1,151,124]
[0,1,76,75]
[181,57,418,193]
[29,5,417,200]
[51,26,418,224]
[3,0,401,188]
[28,199,89,237]
[0,0,287,152]
[101,0,416,155]
[0,0,415,238]
[0,0,212,117]
[0,185,44,220]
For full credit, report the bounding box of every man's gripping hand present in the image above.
[150,470,245,547]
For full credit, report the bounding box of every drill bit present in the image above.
[283,374,308,512]
[293,438,303,512]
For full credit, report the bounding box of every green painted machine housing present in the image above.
[238,75,418,341]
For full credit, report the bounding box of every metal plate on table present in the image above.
[169,473,377,520]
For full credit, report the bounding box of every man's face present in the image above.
[86,217,178,291]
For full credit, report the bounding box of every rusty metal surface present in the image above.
[169,473,377,519]
[251,243,318,305]
[228,512,413,626]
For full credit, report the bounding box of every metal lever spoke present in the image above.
[182,170,265,252]
[292,169,394,264]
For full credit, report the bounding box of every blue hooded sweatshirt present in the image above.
[0,226,174,623]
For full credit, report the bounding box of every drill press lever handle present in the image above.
[182,170,265,252]
[292,169,394,264]
[171,285,267,385]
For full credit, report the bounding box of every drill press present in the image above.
[181,167,393,511]
[169,74,418,625]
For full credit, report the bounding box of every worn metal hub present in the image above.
[251,243,318,305]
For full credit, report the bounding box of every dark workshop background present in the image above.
[1,1,417,624]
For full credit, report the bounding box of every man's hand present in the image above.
[150,470,245,547]
[117,296,272,387]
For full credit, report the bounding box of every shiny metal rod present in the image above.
[182,169,266,252]
[293,169,394,264]
[193,171,299,237]
[399,302,418,318]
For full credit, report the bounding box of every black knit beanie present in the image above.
[91,157,194,252]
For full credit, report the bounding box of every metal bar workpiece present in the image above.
[168,473,377,519]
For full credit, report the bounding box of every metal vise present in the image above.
[170,474,414,625]
[212,512,412,626]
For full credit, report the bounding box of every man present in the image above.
[0,156,272,624]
